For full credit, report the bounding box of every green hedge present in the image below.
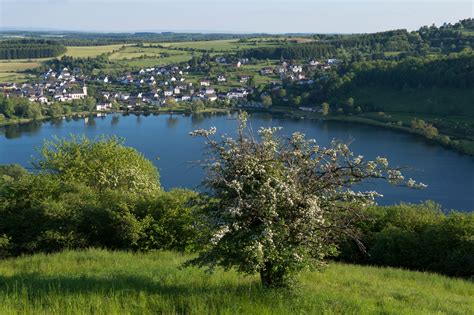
[338,202,474,278]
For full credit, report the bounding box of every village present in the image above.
[0,55,338,113]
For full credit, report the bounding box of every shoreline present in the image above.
[261,107,474,157]
[1,107,472,156]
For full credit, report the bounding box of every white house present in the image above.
[96,103,112,111]
[37,96,48,104]
[200,80,211,86]
[68,86,88,100]
[205,87,215,95]
[207,94,218,102]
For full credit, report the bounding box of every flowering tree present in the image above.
[188,112,424,288]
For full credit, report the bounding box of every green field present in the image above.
[0,45,128,83]
[64,45,126,58]
[0,59,47,83]
[109,45,186,60]
[159,38,280,52]
[0,249,472,314]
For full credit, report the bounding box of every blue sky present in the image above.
[0,0,472,33]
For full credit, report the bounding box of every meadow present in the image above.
[159,38,281,52]
[0,45,127,82]
[0,59,46,83]
[64,44,126,58]
[0,249,472,314]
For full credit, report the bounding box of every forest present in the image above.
[241,19,474,61]
[0,39,67,59]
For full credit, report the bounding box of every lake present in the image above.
[1,112,473,211]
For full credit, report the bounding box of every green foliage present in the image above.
[321,102,330,116]
[241,43,336,60]
[0,174,198,256]
[0,39,66,59]
[0,234,10,258]
[188,113,417,288]
[0,95,43,120]
[0,164,29,181]
[48,103,64,118]
[135,189,201,252]
[0,137,201,257]
[261,95,272,108]
[338,202,474,277]
[411,118,439,139]
[34,135,160,193]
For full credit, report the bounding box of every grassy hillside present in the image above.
[0,59,48,83]
[0,250,472,314]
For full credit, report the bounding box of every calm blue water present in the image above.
[1,112,473,211]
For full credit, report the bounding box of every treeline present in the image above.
[418,18,474,52]
[0,32,269,46]
[349,51,474,89]
[0,95,103,123]
[338,202,473,278]
[0,95,42,120]
[240,19,474,61]
[322,29,420,51]
[0,39,66,59]
[241,43,336,60]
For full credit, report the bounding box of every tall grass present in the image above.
[0,249,472,314]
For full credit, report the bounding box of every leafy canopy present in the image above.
[34,135,160,193]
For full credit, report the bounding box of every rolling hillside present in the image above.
[0,249,472,314]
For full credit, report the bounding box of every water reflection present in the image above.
[166,116,178,129]
[135,114,142,125]
[0,121,43,139]
[191,113,205,126]
[111,115,120,126]
[85,115,96,127]
[50,118,63,128]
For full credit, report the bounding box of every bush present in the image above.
[0,234,11,258]
[0,174,200,256]
[35,135,160,194]
[0,138,196,257]
[135,189,201,252]
[338,202,474,277]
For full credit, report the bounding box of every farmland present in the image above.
[0,59,46,83]
[63,44,127,58]
[159,38,281,51]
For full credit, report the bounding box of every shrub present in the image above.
[34,135,160,194]
[338,202,474,277]
[135,189,201,252]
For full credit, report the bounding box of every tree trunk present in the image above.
[259,262,285,288]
